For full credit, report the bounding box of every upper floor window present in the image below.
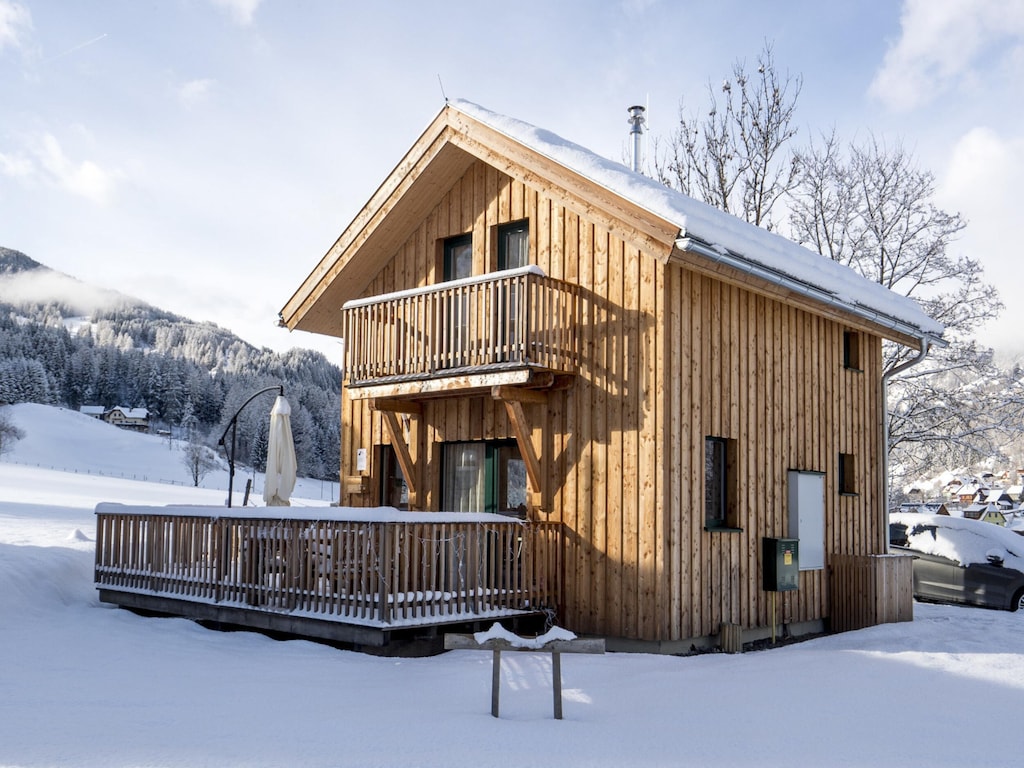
[843,330,861,371]
[497,220,529,271]
[444,234,473,281]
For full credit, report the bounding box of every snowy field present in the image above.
[2,404,1024,767]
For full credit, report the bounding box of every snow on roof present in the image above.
[890,512,1024,569]
[450,99,943,341]
[110,407,148,419]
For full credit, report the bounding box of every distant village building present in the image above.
[962,502,1007,526]
[79,405,105,419]
[101,407,150,432]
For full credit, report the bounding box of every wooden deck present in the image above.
[95,505,561,647]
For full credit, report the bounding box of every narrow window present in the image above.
[442,234,473,367]
[497,220,529,270]
[843,330,861,371]
[444,234,473,281]
[838,452,857,495]
[705,437,739,530]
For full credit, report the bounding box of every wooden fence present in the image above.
[95,506,561,629]
[342,267,578,384]
[829,553,914,632]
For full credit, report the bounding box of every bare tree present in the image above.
[0,408,25,459]
[182,431,219,487]
[651,47,1010,490]
[788,133,1006,482]
[653,43,801,230]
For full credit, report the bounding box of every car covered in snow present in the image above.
[889,512,1024,612]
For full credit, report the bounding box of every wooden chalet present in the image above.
[97,100,944,652]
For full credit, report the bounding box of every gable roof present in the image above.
[281,100,944,348]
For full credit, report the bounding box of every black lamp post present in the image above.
[218,385,284,507]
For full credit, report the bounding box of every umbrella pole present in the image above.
[218,385,284,508]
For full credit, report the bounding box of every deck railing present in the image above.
[95,506,561,628]
[342,267,578,385]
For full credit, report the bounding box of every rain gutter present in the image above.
[674,236,945,348]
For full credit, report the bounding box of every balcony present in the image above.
[342,267,578,397]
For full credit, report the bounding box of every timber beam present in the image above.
[370,401,420,508]
[492,388,545,515]
[368,398,423,414]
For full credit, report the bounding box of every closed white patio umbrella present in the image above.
[263,395,297,506]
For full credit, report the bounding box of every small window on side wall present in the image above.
[843,330,861,371]
[838,452,857,495]
[705,436,740,531]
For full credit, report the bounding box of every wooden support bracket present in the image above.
[368,398,423,415]
[492,391,544,514]
[376,406,420,508]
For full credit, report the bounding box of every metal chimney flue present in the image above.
[627,105,646,173]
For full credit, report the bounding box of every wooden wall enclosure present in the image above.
[274,101,942,649]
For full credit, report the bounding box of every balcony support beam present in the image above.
[368,398,423,415]
[493,388,545,517]
[378,409,420,509]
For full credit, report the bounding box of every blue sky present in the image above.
[2,0,1022,361]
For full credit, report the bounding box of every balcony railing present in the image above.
[95,505,561,629]
[342,267,578,386]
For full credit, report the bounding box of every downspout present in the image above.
[880,340,931,552]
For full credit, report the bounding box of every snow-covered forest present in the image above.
[0,247,342,480]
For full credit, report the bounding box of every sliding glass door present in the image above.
[442,440,527,518]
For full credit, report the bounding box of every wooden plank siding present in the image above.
[338,159,885,644]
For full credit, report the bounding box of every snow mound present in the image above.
[474,622,577,648]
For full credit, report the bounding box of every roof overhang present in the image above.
[279,103,679,338]
[672,235,946,351]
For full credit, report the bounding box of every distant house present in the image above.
[898,501,949,516]
[103,407,149,432]
[79,405,105,419]
[962,502,1006,526]
[956,484,987,506]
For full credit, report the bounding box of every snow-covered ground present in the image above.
[4,402,340,504]
[2,403,1023,767]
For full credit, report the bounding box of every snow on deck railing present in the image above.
[94,506,561,627]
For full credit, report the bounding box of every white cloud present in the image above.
[0,150,32,178]
[938,126,1024,351]
[870,0,1024,111]
[0,269,134,315]
[38,134,116,204]
[6,133,122,205]
[177,78,215,109]
[210,0,261,26]
[0,0,31,52]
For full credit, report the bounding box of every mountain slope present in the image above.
[0,247,342,480]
